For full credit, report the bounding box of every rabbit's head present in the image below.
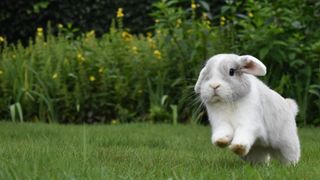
[194,54,266,104]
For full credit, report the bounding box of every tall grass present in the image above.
[0,0,319,125]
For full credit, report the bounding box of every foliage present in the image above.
[0,22,172,123]
[0,0,224,45]
[0,0,156,44]
[0,0,319,125]
[1,122,320,179]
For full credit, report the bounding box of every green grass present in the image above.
[0,122,320,179]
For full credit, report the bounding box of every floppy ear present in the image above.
[194,67,207,94]
[239,55,267,76]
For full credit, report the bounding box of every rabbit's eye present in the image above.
[229,68,235,76]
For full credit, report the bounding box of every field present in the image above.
[0,122,320,179]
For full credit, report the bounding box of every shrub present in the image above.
[0,0,319,125]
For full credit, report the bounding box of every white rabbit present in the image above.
[194,54,300,165]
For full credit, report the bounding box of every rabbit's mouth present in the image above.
[209,95,222,103]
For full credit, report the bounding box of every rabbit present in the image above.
[194,54,300,165]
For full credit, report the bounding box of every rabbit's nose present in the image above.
[210,83,221,90]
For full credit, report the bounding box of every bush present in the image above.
[0,0,319,125]
[0,0,224,45]
[0,0,156,44]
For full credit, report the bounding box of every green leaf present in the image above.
[199,1,210,11]
[170,105,178,125]
[16,103,24,123]
[9,105,16,122]
[259,47,269,59]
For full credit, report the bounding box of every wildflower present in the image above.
[117,8,124,18]
[148,38,156,49]
[77,53,85,62]
[37,27,43,33]
[111,119,118,124]
[99,67,104,73]
[52,73,58,79]
[202,13,208,19]
[37,27,43,37]
[57,24,63,29]
[191,1,197,10]
[147,32,152,38]
[86,30,95,39]
[155,19,159,23]
[248,12,254,18]
[176,19,182,27]
[0,70,3,75]
[122,31,132,41]
[220,16,226,26]
[132,46,138,54]
[0,36,5,43]
[153,50,162,59]
[89,75,96,82]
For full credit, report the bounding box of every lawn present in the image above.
[0,122,320,179]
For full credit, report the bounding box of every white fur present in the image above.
[195,54,300,165]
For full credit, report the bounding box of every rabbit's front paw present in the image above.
[229,144,249,156]
[214,137,231,148]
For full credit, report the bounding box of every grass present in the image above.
[0,122,320,179]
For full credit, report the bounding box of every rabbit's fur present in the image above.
[195,54,300,165]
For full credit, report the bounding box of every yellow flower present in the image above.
[57,24,63,29]
[111,119,118,124]
[220,16,226,26]
[154,50,162,59]
[122,31,132,41]
[77,53,85,62]
[0,70,3,75]
[86,30,95,39]
[0,36,5,43]
[117,8,124,18]
[37,27,43,32]
[191,2,197,9]
[52,73,58,79]
[248,12,254,18]
[132,46,138,54]
[176,19,182,27]
[89,75,96,82]
[148,38,156,49]
[202,13,208,19]
[155,19,160,23]
[37,27,43,37]
[99,67,104,73]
